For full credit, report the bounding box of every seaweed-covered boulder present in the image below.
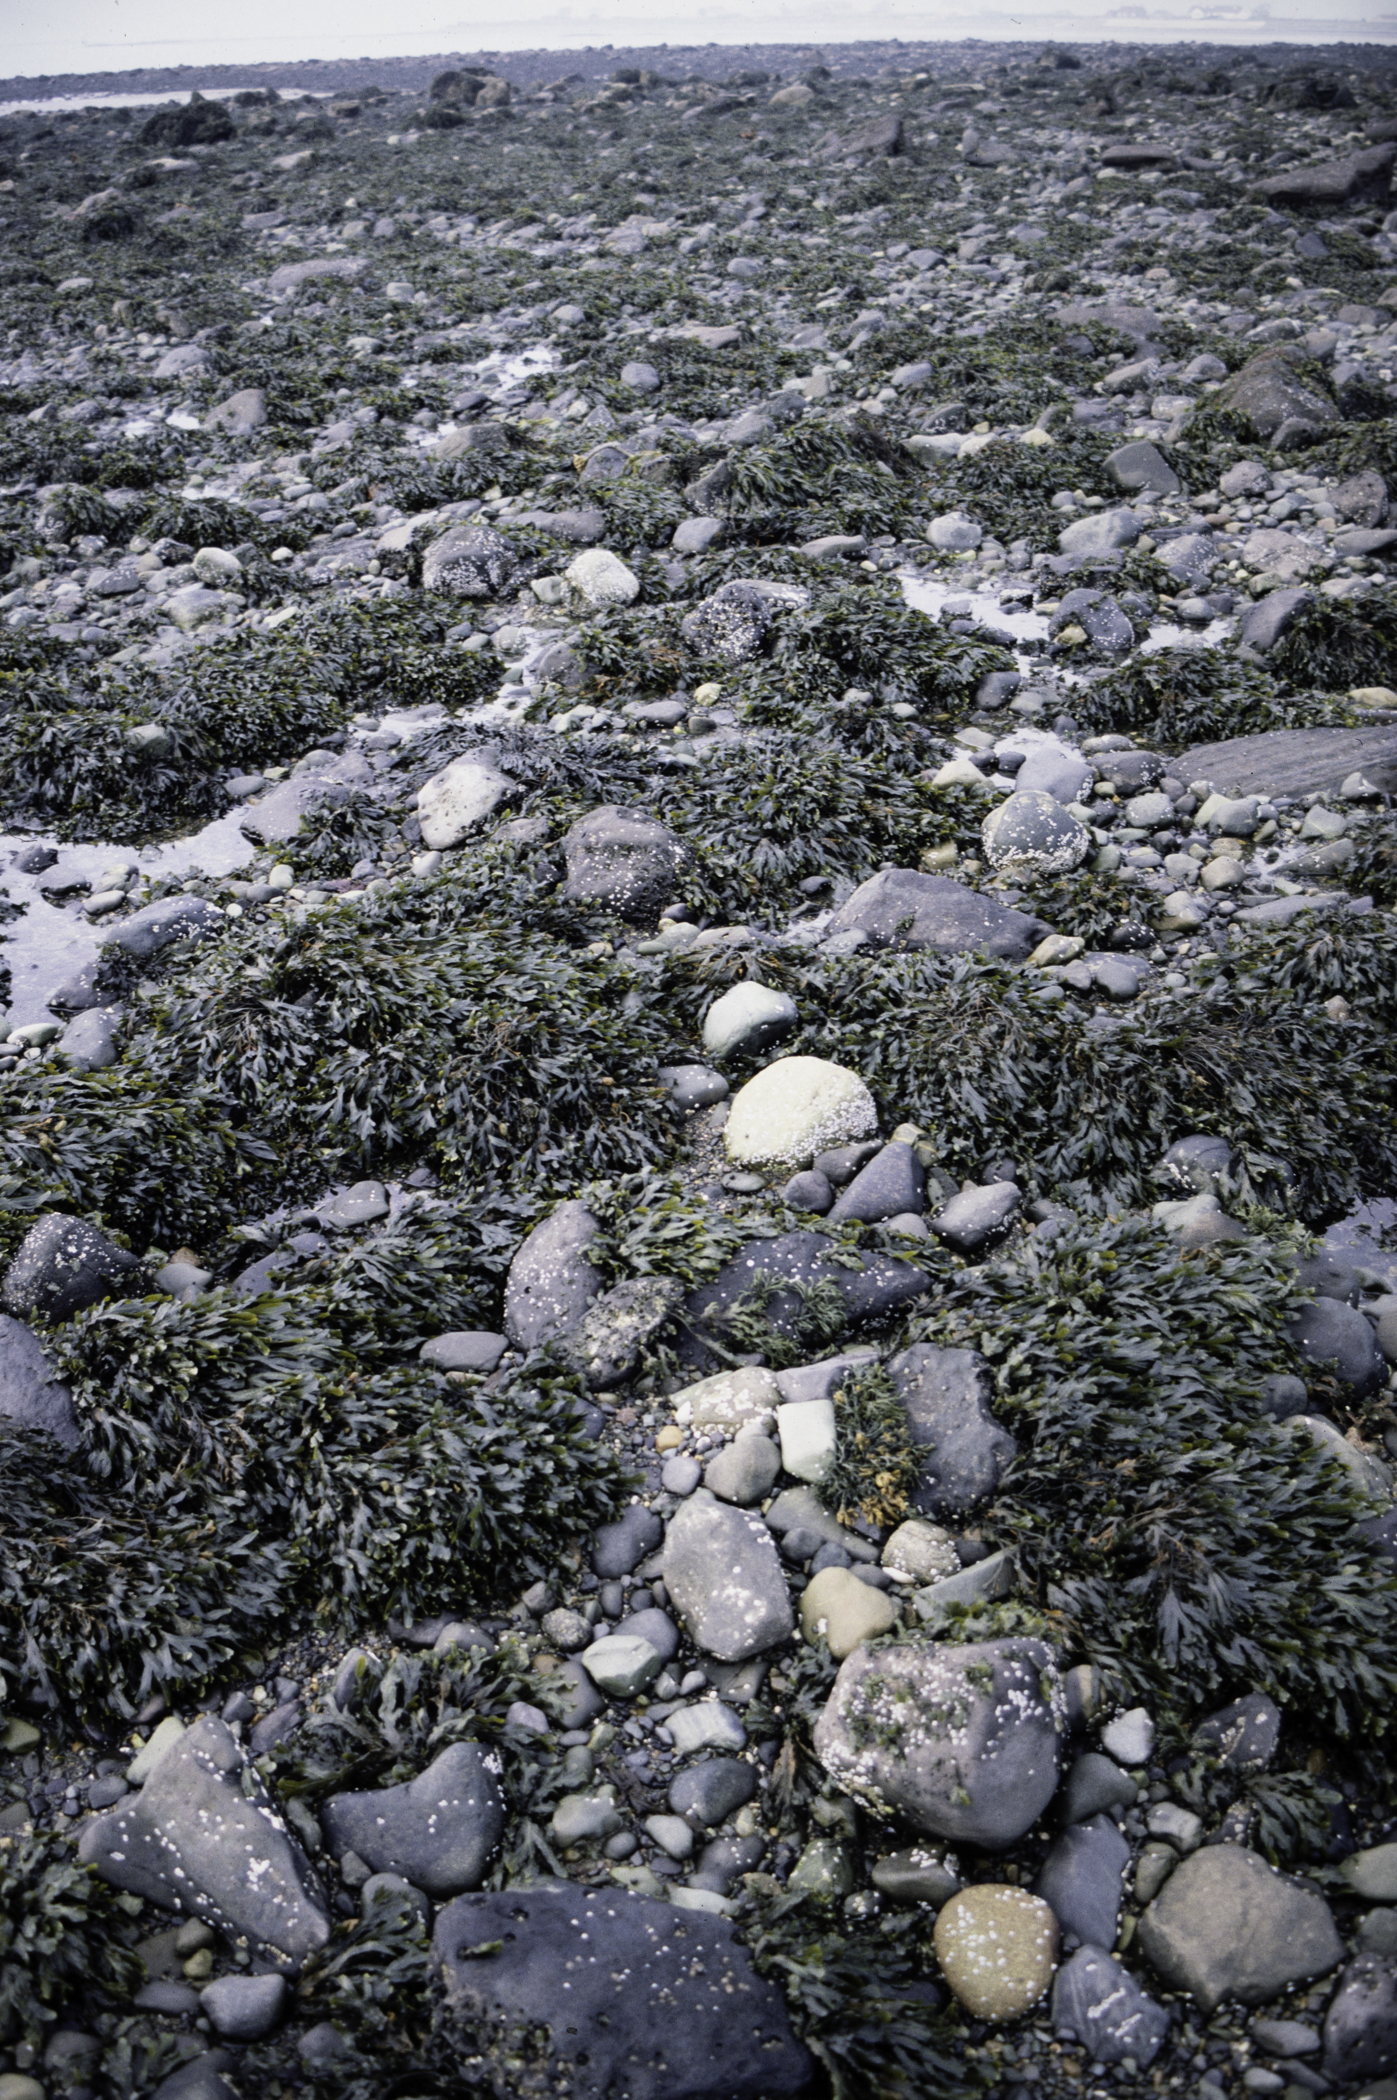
[504,1201,601,1349]
[813,1637,1063,1848]
[562,806,689,922]
[434,1882,813,2100]
[421,526,518,597]
[565,1275,684,1389]
[238,755,373,849]
[80,1718,330,1971]
[681,582,774,663]
[3,1214,140,1322]
[887,1344,1018,1516]
[1210,348,1337,442]
[0,1314,79,1447]
[139,93,236,149]
[1136,1845,1342,2012]
[824,869,1047,960]
[320,1745,504,1898]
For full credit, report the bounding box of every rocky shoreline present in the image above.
[3,38,1397,2100]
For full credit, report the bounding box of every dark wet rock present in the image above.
[1137,1845,1342,2012]
[57,1006,118,1072]
[421,526,518,596]
[3,1213,140,1321]
[79,1717,330,1971]
[562,806,690,922]
[887,1344,1018,1517]
[1052,1946,1170,2067]
[1256,142,1397,208]
[820,111,904,161]
[1161,1133,1235,1194]
[239,755,374,848]
[813,1637,1062,1848]
[824,869,1048,960]
[149,2056,240,2100]
[435,1882,813,2099]
[664,1490,795,1660]
[828,1140,924,1225]
[1175,728,1397,800]
[201,1973,289,2042]
[1192,1693,1281,1772]
[1105,440,1180,496]
[782,1169,834,1213]
[0,1314,79,1447]
[681,582,774,664]
[1322,1955,1397,2083]
[1286,1298,1385,1397]
[1034,1814,1130,1949]
[681,1231,929,1372]
[1063,1752,1138,1824]
[1238,586,1315,654]
[1210,348,1337,442]
[321,1744,504,1898]
[929,1183,1021,1255]
[982,792,1089,874]
[658,1063,730,1112]
[669,1759,758,1826]
[615,1605,680,1663]
[504,1201,601,1349]
[100,895,223,961]
[593,1501,664,1579]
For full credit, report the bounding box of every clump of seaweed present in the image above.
[820,1363,923,1531]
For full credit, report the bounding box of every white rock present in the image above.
[126,1714,187,1785]
[725,1056,876,1169]
[1101,1707,1154,1767]
[930,756,989,789]
[776,1396,837,1484]
[665,1701,748,1755]
[581,1634,663,1698]
[702,981,798,1059]
[192,547,243,584]
[644,1813,695,1859]
[926,511,983,551]
[416,760,514,851]
[672,1366,781,1427]
[565,547,640,607]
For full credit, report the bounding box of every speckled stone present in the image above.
[933,1885,1060,2020]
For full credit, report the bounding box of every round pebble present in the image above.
[933,1885,1060,2020]
[661,1453,703,1496]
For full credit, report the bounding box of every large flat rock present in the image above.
[1177,728,1397,801]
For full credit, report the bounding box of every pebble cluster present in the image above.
[3,32,1397,2100]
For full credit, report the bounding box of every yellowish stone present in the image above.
[655,1425,684,1452]
[799,1565,897,1660]
[933,1885,1059,2021]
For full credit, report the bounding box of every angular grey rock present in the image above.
[887,1344,1018,1518]
[562,806,690,922]
[1105,441,1180,496]
[824,868,1047,961]
[982,792,1089,875]
[0,1314,79,1447]
[504,1201,601,1349]
[200,1973,289,2042]
[239,756,373,848]
[813,1637,1062,1848]
[1212,348,1337,442]
[514,508,607,544]
[1137,1845,1343,2013]
[320,1743,504,1899]
[1063,1752,1138,1824]
[56,1006,118,1072]
[669,1757,758,1826]
[672,516,726,555]
[419,1331,507,1374]
[930,1184,1021,1254]
[422,526,518,597]
[1192,1693,1281,1772]
[3,1214,140,1322]
[828,1141,925,1226]
[821,110,904,161]
[1175,728,1397,801]
[204,388,268,435]
[681,582,774,664]
[1156,533,1217,592]
[1257,142,1397,208]
[1238,587,1314,654]
[704,1433,781,1506]
[1286,1298,1385,1397]
[663,1490,795,1661]
[79,1717,330,1970]
[434,1882,813,2100]
[1035,1814,1130,1949]
[565,1275,684,1389]
[99,895,223,961]
[592,1502,664,1579]
[681,1232,928,1373]
[1052,1946,1170,2067]
[1058,508,1143,557]
[1322,1955,1397,2084]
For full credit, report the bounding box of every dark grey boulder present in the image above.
[99,894,223,961]
[828,1141,924,1225]
[57,1006,119,1072]
[435,1882,813,2100]
[1156,533,1217,592]
[664,1490,794,1660]
[422,525,518,596]
[239,757,372,849]
[562,806,690,923]
[1137,1845,1342,2013]
[566,1275,684,1389]
[1238,587,1315,655]
[320,1743,504,1899]
[503,1201,601,1349]
[1175,728,1397,800]
[821,110,904,161]
[930,1183,1020,1254]
[681,582,774,664]
[419,1330,507,1374]
[593,1501,664,1579]
[1210,348,1337,442]
[824,868,1047,960]
[48,959,106,1015]
[680,1231,929,1373]
[1192,1693,1281,1772]
[1062,1752,1137,1824]
[79,1717,330,1970]
[149,2055,240,2100]
[1034,1815,1130,1949]
[982,791,1089,875]
[1256,142,1397,208]
[1323,1955,1397,2084]
[1098,749,1165,794]
[1052,1946,1170,2067]
[1286,1298,1385,1397]
[1161,1134,1235,1195]
[0,1314,79,1447]
[669,1758,758,1827]
[690,1831,765,1894]
[2,1213,140,1321]
[888,1344,1018,1518]
[1106,440,1180,496]
[200,1973,289,2042]
[659,1064,729,1112]
[782,1169,834,1214]
[1333,469,1388,527]
[813,1637,1062,1848]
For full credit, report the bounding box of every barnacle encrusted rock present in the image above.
[561,806,690,922]
[934,1885,1060,2020]
[320,1742,505,1897]
[813,1637,1064,1848]
[415,757,516,850]
[724,1056,877,1168]
[79,1716,331,1970]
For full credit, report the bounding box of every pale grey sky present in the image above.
[4,0,1392,81]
